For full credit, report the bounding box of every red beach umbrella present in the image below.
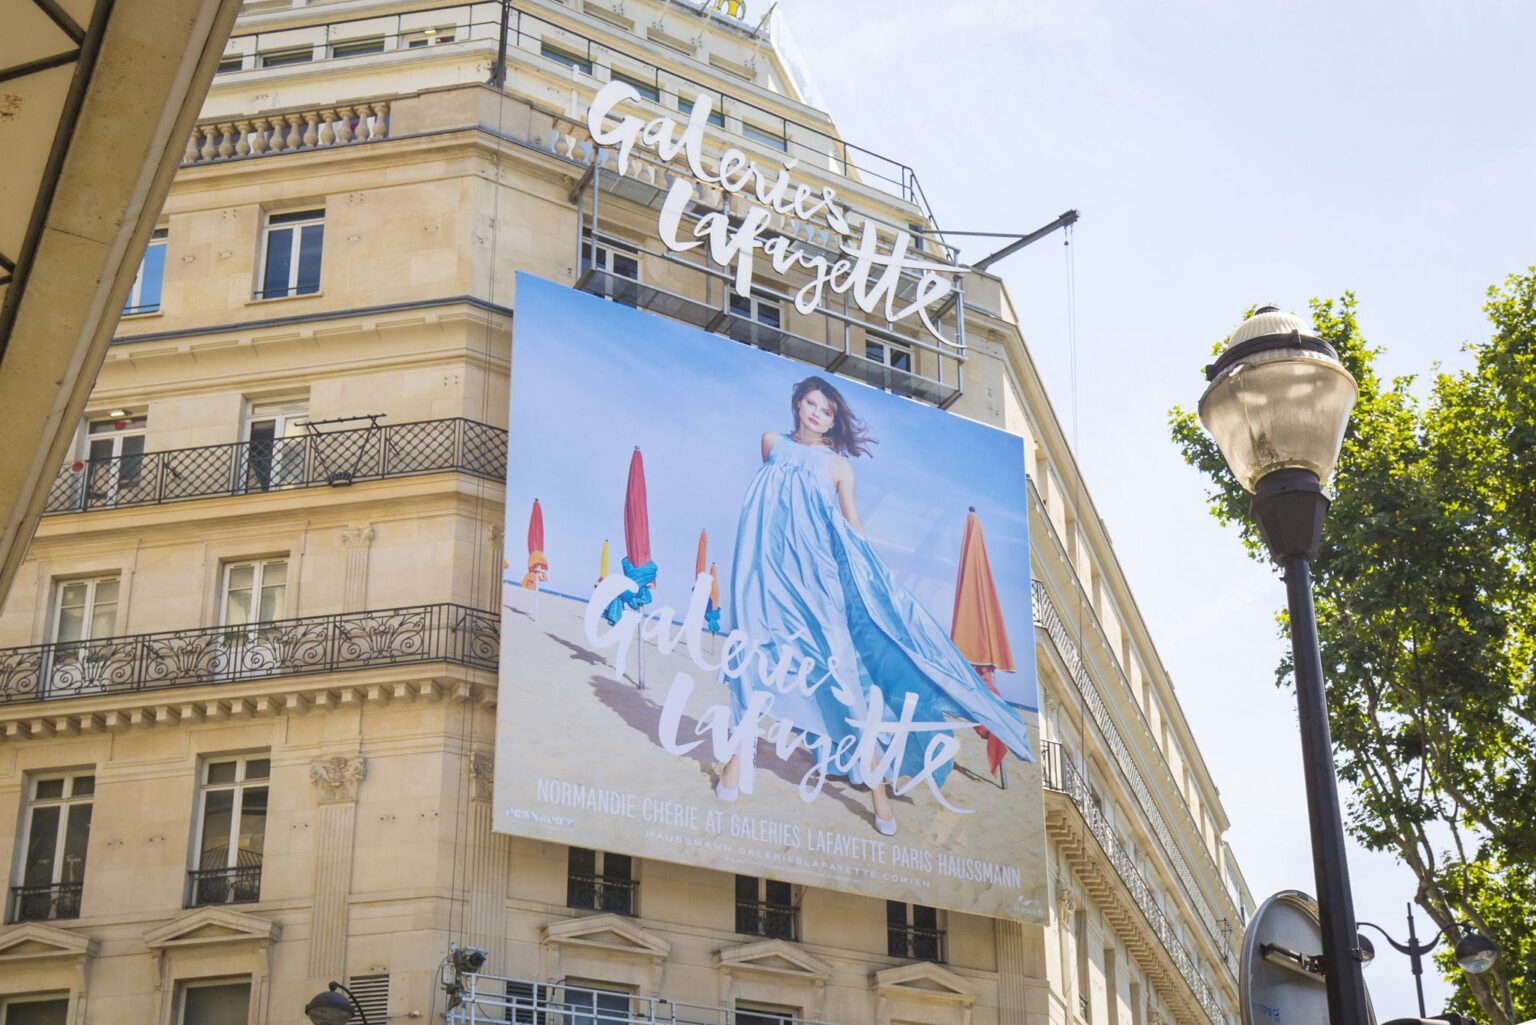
[950,507,1016,776]
[624,448,652,568]
[522,499,548,590]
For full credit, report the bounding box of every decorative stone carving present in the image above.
[1057,884,1078,917]
[468,752,494,800]
[309,755,366,802]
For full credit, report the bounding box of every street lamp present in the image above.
[305,981,370,1025]
[1359,902,1499,1017]
[1198,306,1366,1025]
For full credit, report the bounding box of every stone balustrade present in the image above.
[182,101,391,165]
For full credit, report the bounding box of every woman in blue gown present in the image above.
[716,376,1034,836]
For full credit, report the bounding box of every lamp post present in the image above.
[304,981,370,1025]
[1198,306,1367,1025]
[1359,901,1499,1018]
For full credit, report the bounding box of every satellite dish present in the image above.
[1241,890,1376,1025]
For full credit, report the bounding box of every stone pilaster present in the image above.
[308,755,366,976]
[463,752,510,974]
[341,527,374,612]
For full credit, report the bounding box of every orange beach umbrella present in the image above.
[624,448,652,568]
[950,507,1015,775]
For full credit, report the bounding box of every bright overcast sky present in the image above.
[773,0,1536,1016]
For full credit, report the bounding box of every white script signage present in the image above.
[587,82,964,346]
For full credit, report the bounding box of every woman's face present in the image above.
[796,390,836,437]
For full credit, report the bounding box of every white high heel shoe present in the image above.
[874,815,897,836]
[715,781,738,802]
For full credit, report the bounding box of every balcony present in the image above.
[566,873,638,917]
[447,976,834,1025]
[1041,742,1224,1025]
[0,604,498,705]
[734,899,797,942]
[886,922,944,963]
[188,856,262,907]
[9,882,83,923]
[43,418,506,516]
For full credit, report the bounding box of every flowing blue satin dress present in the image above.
[724,434,1034,787]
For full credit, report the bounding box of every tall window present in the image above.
[735,875,795,940]
[580,232,639,281]
[12,772,92,923]
[566,848,636,916]
[52,577,118,646]
[189,757,268,906]
[728,290,782,329]
[564,987,627,1025]
[178,980,251,1025]
[123,229,167,315]
[79,415,147,508]
[886,901,943,961]
[221,559,288,628]
[242,398,308,492]
[0,998,70,1025]
[866,332,913,373]
[258,210,324,299]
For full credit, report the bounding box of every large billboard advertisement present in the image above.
[494,274,1046,921]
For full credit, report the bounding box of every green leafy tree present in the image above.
[1169,278,1536,1024]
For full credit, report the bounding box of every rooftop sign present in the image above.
[587,82,964,346]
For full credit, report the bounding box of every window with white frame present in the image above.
[177,979,251,1025]
[257,46,313,68]
[580,231,640,281]
[728,290,782,329]
[0,997,70,1025]
[241,397,309,492]
[257,210,324,299]
[215,54,243,74]
[123,229,168,315]
[79,415,147,507]
[189,756,269,907]
[563,985,628,1025]
[12,772,92,924]
[51,577,119,646]
[221,559,288,628]
[865,331,913,373]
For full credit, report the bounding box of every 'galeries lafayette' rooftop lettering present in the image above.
[587,82,964,346]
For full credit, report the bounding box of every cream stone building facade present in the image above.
[0,3,1256,1025]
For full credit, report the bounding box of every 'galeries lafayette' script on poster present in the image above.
[587,82,964,345]
[587,570,976,813]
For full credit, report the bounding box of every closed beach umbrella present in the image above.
[522,499,548,590]
[950,507,1015,776]
[603,447,659,626]
[696,530,721,634]
[597,539,610,587]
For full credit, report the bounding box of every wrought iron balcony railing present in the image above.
[886,923,944,963]
[188,863,262,907]
[566,873,638,917]
[1041,742,1224,1025]
[735,900,797,941]
[9,881,83,923]
[0,603,499,705]
[43,417,506,516]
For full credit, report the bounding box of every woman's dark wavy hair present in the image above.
[790,376,876,458]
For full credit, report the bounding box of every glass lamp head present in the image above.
[1453,931,1498,974]
[1198,306,1358,494]
[304,989,354,1025]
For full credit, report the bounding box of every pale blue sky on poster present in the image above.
[506,273,1038,711]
